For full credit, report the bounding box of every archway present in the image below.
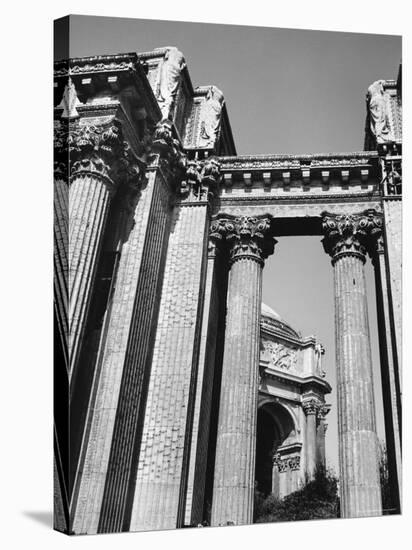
[255,402,296,498]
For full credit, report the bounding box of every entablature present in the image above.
[217,151,379,192]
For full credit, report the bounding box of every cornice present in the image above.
[54,53,139,77]
[54,54,162,124]
[219,191,382,206]
[260,366,332,394]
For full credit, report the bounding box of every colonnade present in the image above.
[210,210,386,525]
[56,118,397,529]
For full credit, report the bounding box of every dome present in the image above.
[261,303,282,321]
[261,303,301,340]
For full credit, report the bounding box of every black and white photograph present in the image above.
[53,13,402,535]
[0,3,409,550]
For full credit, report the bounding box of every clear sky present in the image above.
[62,15,401,473]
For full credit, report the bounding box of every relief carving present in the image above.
[273,454,301,472]
[263,341,297,372]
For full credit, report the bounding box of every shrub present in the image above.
[254,465,339,523]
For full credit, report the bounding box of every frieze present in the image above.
[219,152,377,173]
[273,454,301,472]
[262,341,297,372]
[54,55,138,78]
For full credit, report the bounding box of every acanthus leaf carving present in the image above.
[54,119,143,193]
[209,215,276,265]
[321,209,383,263]
[273,453,301,472]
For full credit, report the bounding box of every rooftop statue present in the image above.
[156,47,186,119]
[57,77,82,119]
[200,86,225,147]
[367,79,394,144]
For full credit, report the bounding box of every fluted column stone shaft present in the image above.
[372,237,401,510]
[184,242,221,526]
[129,158,221,532]
[303,400,318,477]
[71,160,169,535]
[54,171,69,372]
[316,406,329,467]
[55,120,139,380]
[69,172,115,377]
[322,210,382,518]
[211,216,275,527]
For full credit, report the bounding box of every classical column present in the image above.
[184,239,222,526]
[64,121,139,380]
[322,210,382,518]
[303,399,319,477]
[54,159,69,373]
[129,158,221,532]
[371,233,401,512]
[211,215,276,527]
[316,405,330,467]
[72,122,183,535]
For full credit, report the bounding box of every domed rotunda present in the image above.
[256,304,331,499]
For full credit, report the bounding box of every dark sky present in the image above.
[62,15,401,472]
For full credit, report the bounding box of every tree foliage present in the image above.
[254,465,339,523]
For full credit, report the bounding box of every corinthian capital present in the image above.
[210,215,275,265]
[321,210,383,264]
[54,120,143,193]
[302,399,320,416]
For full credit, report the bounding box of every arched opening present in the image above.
[255,402,295,498]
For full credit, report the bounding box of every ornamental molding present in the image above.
[54,119,143,192]
[54,54,138,78]
[210,214,276,265]
[219,152,376,172]
[321,209,383,263]
[273,453,301,472]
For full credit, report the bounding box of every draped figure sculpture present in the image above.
[199,86,225,148]
[367,80,394,144]
[156,47,186,119]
